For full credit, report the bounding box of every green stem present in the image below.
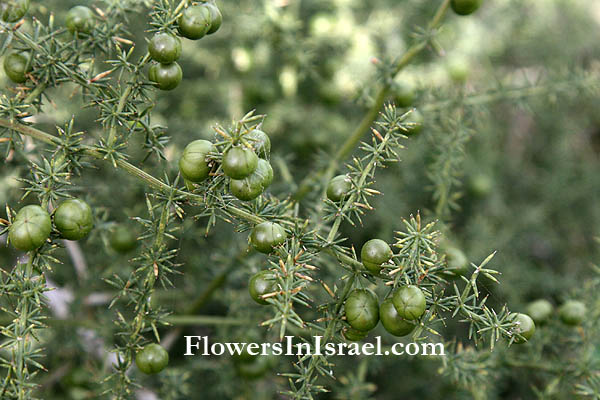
[426,0,451,33]
[324,248,363,271]
[23,83,47,104]
[107,86,133,147]
[15,257,34,400]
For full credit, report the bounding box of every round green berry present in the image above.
[450,0,482,16]
[135,343,169,374]
[326,175,352,202]
[110,224,138,253]
[512,313,535,344]
[525,299,553,325]
[345,288,379,332]
[250,222,287,254]
[380,298,415,337]
[1,0,29,23]
[248,270,277,305]
[247,129,271,159]
[3,52,31,84]
[558,300,586,326]
[178,5,211,40]
[53,198,93,241]
[148,33,182,64]
[9,205,52,251]
[222,146,258,179]
[205,3,222,35]
[148,62,182,91]
[392,285,426,321]
[179,140,215,183]
[361,239,393,274]
[230,159,273,201]
[65,6,95,34]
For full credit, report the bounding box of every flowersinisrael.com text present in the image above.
[184,336,445,357]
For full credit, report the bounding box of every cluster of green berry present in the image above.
[343,285,426,340]
[179,126,285,307]
[338,237,537,345]
[8,204,162,376]
[8,199,93,251]
[179,129,274,201]
[148,2,222,91]
[7,197,139,257]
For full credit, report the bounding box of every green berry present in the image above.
[345,288,379,332]
[445,247,469,276]
[392,285,426,320]
[135,343,169,374]
[65,6,95,34]
[222,146,258,179]
[248,270,277,305]
[179,140,215,182]
[247,129,271,159]
[512,313,535,344]
[230,158,273,201]
[250,221,287,254]
[178,5,211,40]
[8,205,51,251]
[361,239,393,274]
[380,298,415,337]
[110,224,138,253]
[53,198,94,241]
[205,3,222,35]
[343,327,368,342]
[558,300,586,326]
[326,175,352,202]
[450,0,482,16]
[148,62,182,91]
[526,299,553,324]
[148,33,182,64]
[393,80,416,108]
[1,0,29,23]
[3,52,31,84]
